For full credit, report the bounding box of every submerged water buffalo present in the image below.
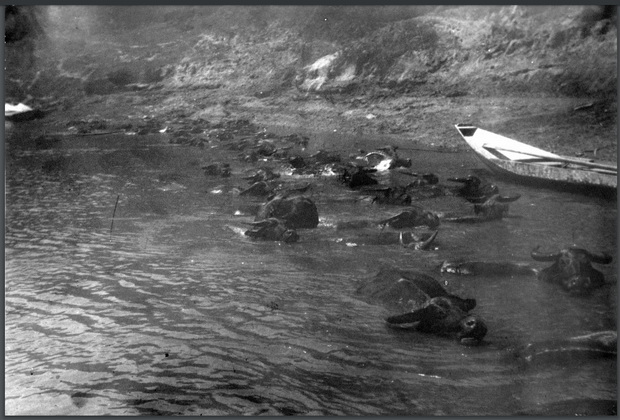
[473,194,520,219]
[439,260,537,276]
[360,147,412,171]
[336,208,440,231]
[519,330,617,363]
[448,175,499,202]
[398,230,438,250]
[338,230,438,250]
[531,245,613,294]
[202,162,231,177]
[256,194,319,228]
[356,268,487,343]
[442,194,520,223]
[243,218,299,243]
[239,181,312,198]
[287,149,343,175]
[403,172,440,187]
[401,176,449,200]
[363,186,412,205]
[377,208,440,229]
[310,149,342,165]
[242,167,280,183]
[239,181,273,197]
[340,166,379,189]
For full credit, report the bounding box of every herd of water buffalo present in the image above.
[200,127,614,352]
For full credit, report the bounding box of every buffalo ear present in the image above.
[448,296,476,311]
[462,298,476,312]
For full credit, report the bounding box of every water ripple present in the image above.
[6,138,616,415]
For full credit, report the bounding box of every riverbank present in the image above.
[5,5,617,162]
[10,88,617,165]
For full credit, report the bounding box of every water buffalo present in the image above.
[448,175,499,202]
[238,142,283,163]
[268,182,312,200]
[403,172,440,187]
[336,207,439,230]
[398,230,438,250]
[242,167,280,183]
[400,175,449,200]
[338,230,438,250]
[239,181,273,196]
[362,148,412,171]
[202,162,231,177]
[520,330,617,363]
[310,149,342,165]
[356,268,487,343]
[442,194,520,223]
[377,208,440,229]
[256,194,319,229]
[287,150,343,176]
[288,155,306,169]
[440,260,537,276]
[531,245,613,294]
[244,218,299,243]
[341,166,379,189]
[473,194,521,219]
[239,181,311,198]
[357,186,412,205]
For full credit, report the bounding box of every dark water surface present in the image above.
[5,130,616,415]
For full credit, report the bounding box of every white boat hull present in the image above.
[455,124,617,192]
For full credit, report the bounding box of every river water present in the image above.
[5,129,616,415]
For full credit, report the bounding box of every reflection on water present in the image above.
[5,133,616,415]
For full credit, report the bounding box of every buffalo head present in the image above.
[448,175,499,202]
[377,207,440,229]
[245,218,299,243]
[531,245,613,294]
[256,195,319,229]
[473,194,521,220]
[457,314,488,343]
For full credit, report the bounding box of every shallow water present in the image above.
[5,131,617,415]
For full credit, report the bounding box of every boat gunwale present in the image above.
[454,124,617,195]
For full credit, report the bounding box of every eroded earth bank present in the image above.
[5,5,618,160]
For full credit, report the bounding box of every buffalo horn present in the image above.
[496,194,521,203]
[587,251,613,265]
[418,230,438,249]
[447,176,468,183]
[531,245,561,261]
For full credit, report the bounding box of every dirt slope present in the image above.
[5,6,617,161]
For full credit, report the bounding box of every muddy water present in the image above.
[5,130,616,415]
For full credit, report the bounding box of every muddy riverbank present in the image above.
[7,89,617,166]
[5,6,617,161]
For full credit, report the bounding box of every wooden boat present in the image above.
[455,124,617,195]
